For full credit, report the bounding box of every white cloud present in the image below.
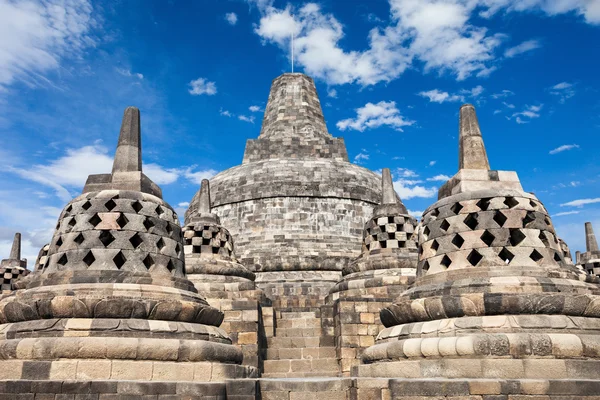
[178,201,190,207]
[143,163,180,185]
[502,101,515,109]
[427,174,451,181]
[466,85,485,97]
[116,68,143,79]
[429,160,436,166]
[549,144,580,154]
[493,109,502,114]
[491,90,514,99]
[327,88,337,98]
[408,209,423,218]
[220,108,232,117]
[337,101,414,132]
[188,77,217,95]
[511,104,543,123]
[183,167,218,185]
[249,105,263,112]
[353,150,369,163]
[225,12,238,25]
[504,39,541,58]
[0,0,97,90]
[560,198,600,208]
[393,180,437,200]
[480,0,600,25]
[238,115,255,123]
[550,81,576,103]
[418,89,464,103]
[553,210,580,217]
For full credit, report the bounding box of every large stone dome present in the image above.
[186,74,381,276]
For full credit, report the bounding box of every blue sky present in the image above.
[0,0,599,263]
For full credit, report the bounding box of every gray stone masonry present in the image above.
[459,103,490,170]
[0,232,28,291]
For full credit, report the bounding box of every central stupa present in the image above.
[186,73,381,302]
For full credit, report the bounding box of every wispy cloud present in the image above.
[511,104,543,123]
[337,101,414,132]
[560,198,600,208]
[504,39,541,58]
[238,115,255,123]
[353,150,369,164]
[220,108,233,117]
[116,68,143,79]
[491,90,514,99]
[327,88,337,98]
[225,12,238,25]
[249,105,263,112]
[188,77,217,95]
[418,89,464,104]
[549,82,576,103]
[427,174,451,182]
[183,167,218,185]
[390,168,437,200]
[553,211,581,217]
[0,0,98,90]
[549,144,580,155]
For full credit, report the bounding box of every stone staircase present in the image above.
[262,310,340,378]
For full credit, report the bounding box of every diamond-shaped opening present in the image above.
[504,197,519,209]
[467,249,483,266]
[440,219,450,232]
[480,230,495,246]
[165,223,173,235]
[105,199,117,211]
[193,245,201,253]
[83,251,95,266]
[55,236,63,248]
[451,202,463,215]
[131,201,143,213]
[441,255,452,267]
[68,217,77,227]
[423,226,430,237]
[530,249,543,263]
[523,211,536,227]
[529,200,537,209]
[74,233,85,245]
[99,230,115,247]
[431,240,439,251]
[143,254,154,270]
[493,211,508,227]
[65,205,73,214]
[166,259,175,274]
[57,254,68,266]
[545,216,552,227]
[156,238,165,251]
[175,243,182,256]
[499,248,515,264]
[212,246,220,254]
[156,205,165,216]
[554,252,562,262]
[129,233,143,249]
[539,231,550,247]
[476,198,491,211]
[116,213,129,229]
[82,201,92,211]
[89,213,102,227]
[422,261,430,272]
[143,217,155,231]
[430,208,439,217]
[113,252,127,269]
[452,234,465,249]
[464,213,478,230]
[388,216,395,223]
[509,229,527,246]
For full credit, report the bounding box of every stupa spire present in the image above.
[381,168,398,205]
[112,106,142,174]
[459,104,490,170]
[9,233,20,260]
[198,179,211,213]
[585,222,599,252]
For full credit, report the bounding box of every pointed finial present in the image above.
[199,179,211,213]
[112,107,142,174]
[381,168,398,205]
[585,222,599,252]
[9,233,21,260]
[459,104,490,170]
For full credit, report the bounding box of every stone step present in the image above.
[262,358,340,376]
[259,377,353,400]
[266,346,336,360]
[276,317,322,329]
[280,311,319,319]
[267,336,335,349]
[275,327,322,337]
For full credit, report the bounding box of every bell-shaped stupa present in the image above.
[0,233,29,291]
